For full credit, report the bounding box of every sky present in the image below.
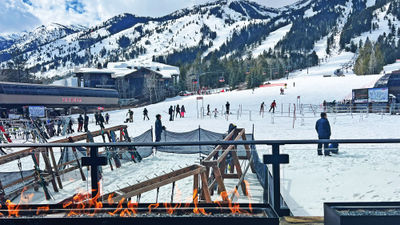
[0,0,299,35]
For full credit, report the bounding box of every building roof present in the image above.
[108,60,180,79]
[74,60,179,79]
[74,67,137,78]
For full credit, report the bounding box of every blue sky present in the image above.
[0,0,299,35]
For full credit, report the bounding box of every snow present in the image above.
[366,0,376,8]
[251,23,292,58]
[383,60,400,73]
[304,7,319,18]
[6,57,392,217]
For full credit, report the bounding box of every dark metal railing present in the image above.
[1,138,400,216]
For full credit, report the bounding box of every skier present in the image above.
[105,113,110,124]
[269,100,277,113]
[207,104,210,116]
[180,105,186,118]
[315,112,331,156]
[77,114,83,132]
[67,118,74,134]
[280,88,284,95]
[260,102,265,116]
[94,112,99,125]
[176,104,181,118]
[143,108,150,120]
[98,113,105,129]
[155,114,166,142]
[323,100,327,112]
[213,108,219,118]
[84,113,89,132]
[225,101,230,115]
[168,106,174,121]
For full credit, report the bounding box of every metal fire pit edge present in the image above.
[324,202,400,225]
[0,203,279,225]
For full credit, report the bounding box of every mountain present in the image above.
[0,0,399,79]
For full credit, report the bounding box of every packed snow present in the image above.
[7,61,399,216]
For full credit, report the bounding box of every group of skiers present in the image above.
[94,112,109,129]
[259,100,277,114]
[168,104,186,121]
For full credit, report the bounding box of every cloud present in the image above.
[0,0,300,34]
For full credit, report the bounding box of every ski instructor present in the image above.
[315,112,331,156]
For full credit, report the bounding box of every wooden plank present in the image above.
[200,172,212,203]
[48,147,63,189]
[0,125,127,166]
[193,174,199,199]
[113,166,205,201]
[230,148,247,196]
[212,165,226,195]
[216,129,245,164]
[222,174,240,179]
[41,148,59,193]
[203,129,236,161]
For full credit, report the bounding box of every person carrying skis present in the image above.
[84,113,89,132]
[105,113,110,124]
[315,112,331,156]
[155,114,166,142]
[176,104,181,118]
[169,106,174,121]
[269,100,277,113]
[143,108,150,120]
[77,114,84,132]
[180,105,186,118]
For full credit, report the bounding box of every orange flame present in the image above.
[192,189,209,215]
[127,201,138,216]
[148,203,159,213]
[6,200,21,217]
[36,206,50,215]
[108,197,125,216]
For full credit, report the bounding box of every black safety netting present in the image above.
[58,146,87,169]
[120,129,153,160]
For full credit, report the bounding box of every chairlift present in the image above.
[219,76,225,83]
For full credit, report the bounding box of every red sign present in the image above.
[62,97,83,103]
[196,97,203,100]
[98,107,104,110]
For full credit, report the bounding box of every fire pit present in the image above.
[324,202,400,225]
[0,202,279,225]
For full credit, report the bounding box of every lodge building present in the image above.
[74,61,179,105]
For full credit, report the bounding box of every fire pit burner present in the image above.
[0,203,279,225]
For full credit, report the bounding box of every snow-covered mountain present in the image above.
[0,0,398,79]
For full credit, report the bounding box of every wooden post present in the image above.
[41,148,59,192]
[200,172,212,203]
[193,174,199,199]
[48,147,63,189]
[212,166,226,195]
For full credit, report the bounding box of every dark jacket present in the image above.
[315,118,331,139]
[155,119,164,141]
[78,116,83,124]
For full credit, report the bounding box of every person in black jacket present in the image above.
[84,113,89,132]
[155,114,165,142]
[168,106,174,121]
[77,114,83,132]
[315,112,331,156]
[98,113,105,129]
[143,108,150,120]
